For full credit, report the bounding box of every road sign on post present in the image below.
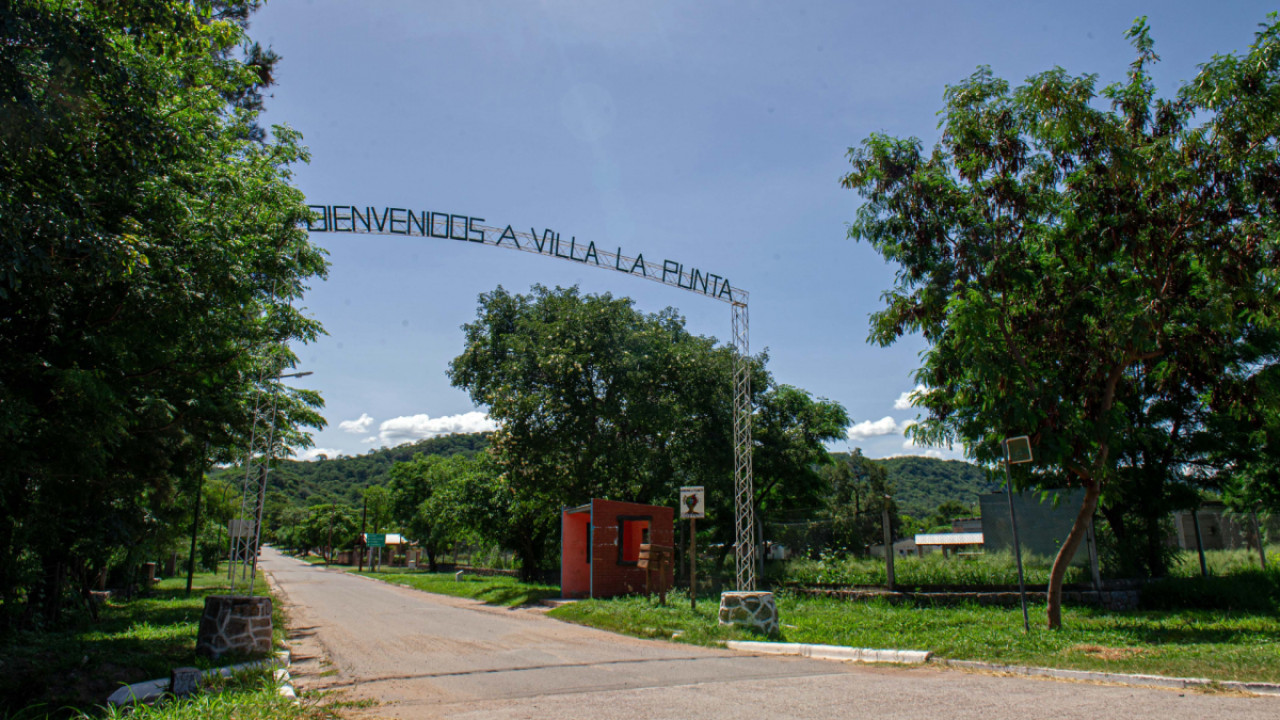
[680,487,704,609]
[365,533,386,548]
[680,487,705,519]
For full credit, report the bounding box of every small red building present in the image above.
[561,499,674,599]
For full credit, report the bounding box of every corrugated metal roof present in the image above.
[915,532,984,546]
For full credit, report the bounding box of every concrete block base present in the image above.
[719,591,779,635]
[196,595,273,659]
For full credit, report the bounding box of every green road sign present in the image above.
[365,533,386,548]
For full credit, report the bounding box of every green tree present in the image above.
[841,18,1280,628]
[362,486,393,534]
[819,450,897,554]
[448,285,847,580]
[300,504,357,561]
[386,455,478,570]
[927,500,976,533]
[0,1,325,624]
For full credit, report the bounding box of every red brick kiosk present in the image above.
[561,499,674,599]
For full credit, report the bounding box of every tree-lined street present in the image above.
[261,547,1277,719]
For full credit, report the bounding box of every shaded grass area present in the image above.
[355,571,559,607]
[1,572,273,718]
[549,590,1280,683]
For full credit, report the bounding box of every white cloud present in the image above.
[338,413,375,434]
[846,416,913,440]
[377,411,498,446]
[894,384,929,410]
[291,447,343,461]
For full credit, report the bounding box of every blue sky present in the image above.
[253,1,1275,462]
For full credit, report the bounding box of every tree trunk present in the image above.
[1046,477,1101,629]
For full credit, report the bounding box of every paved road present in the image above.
[260,547,1277,719]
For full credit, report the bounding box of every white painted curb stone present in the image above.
[726,640,931,664]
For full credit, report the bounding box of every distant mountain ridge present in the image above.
[257,433,990,518]
[876,455,997,517]
[260,433,491,505]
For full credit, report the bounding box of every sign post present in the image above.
[680,487,705,609]
[365,533,386,572]
[1003,435,1033,633]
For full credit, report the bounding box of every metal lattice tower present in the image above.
[305,210,759,591]
[228,359,285,596]
[731,301,756,591]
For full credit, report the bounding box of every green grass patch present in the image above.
[550,590,1280,683]
[63,668,345,720]
[356,571,559,607]
[1,571,274,718]
[784,551,1089,587]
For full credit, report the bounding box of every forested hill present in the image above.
[877,455,998,517]
[254,433,490,506]
[250,432,989,515]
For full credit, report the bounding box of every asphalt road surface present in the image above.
[260,547,1277,719]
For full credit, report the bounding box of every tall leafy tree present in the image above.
[0,1,325,623]
[448,285,846,579]
[842,17,1280,627]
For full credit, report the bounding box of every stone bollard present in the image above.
[719,591,780,636]
[196,595,273,659]
[169,667,202,697]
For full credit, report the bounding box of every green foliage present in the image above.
[785,551,1087,587]
[448,285,847,578]
[361,571,559,607]
[552,592,1280,683]
[246,433,490,507]
[0,1,325,625]
[841,16,1280,627]
[875,456,993,519]
[386,453,493,569]
[1142,569,1279,613]
[0,571,270,717]
[815,450,895,554]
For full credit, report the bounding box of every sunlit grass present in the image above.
[356,571,559,607]
[75,669,344,720]
[550,590,1280,683]
[784,551,1089,587]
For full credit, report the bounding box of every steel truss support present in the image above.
[731,301,756,591]
[228,359,285,596]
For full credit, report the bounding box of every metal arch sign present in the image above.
[303,202,759,592]
[304,205,748,306]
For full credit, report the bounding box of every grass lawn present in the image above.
[91,669,341,720]
[354,570,560,607]
[0,571,277,718]
[549,591,1280,683]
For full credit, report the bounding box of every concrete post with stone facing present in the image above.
[719,591,779,635]
[196,595,273,659]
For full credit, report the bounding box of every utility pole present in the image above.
[359,495,367,572]
[1003,436,1033,633]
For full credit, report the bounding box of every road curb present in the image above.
[935,658,1280,697]
[725,640,931,664]
[725,642,1280,697]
